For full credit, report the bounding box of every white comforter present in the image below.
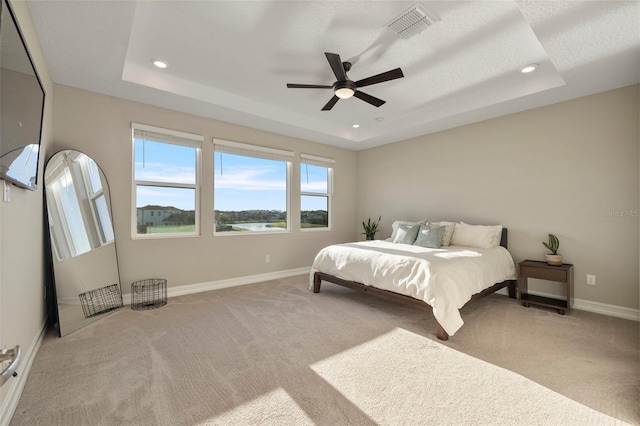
[310,241,517,336]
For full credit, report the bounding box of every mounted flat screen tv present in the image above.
[0,0,45,191]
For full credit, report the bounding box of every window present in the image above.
[132,123,202,237]
[44,151,114,261]
[300,154,333,230]
[213,139,292,234]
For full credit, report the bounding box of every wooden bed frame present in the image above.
[312,228,517,341]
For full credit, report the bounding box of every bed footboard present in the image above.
[313,272,451,340]
[313,272,515,341]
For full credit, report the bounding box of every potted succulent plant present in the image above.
[362,216,381,240]
[543,233,563,266]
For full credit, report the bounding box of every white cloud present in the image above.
[215,165,285,191]
[135,162,195,184]
[136,186,194,211]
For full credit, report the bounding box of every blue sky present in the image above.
[134,139,328,212]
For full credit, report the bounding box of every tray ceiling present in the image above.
[27,1,640,150]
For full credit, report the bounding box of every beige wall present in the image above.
[357,85,639,310]
[0,0,53,419]
[52,85,358,290]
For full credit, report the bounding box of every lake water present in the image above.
[229,222,282,231]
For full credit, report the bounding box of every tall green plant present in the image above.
[362,216,381,239]
[542,233,560,255]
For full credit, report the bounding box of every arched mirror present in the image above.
[44,150,121,336]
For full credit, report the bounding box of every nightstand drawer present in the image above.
[520,265,567,282]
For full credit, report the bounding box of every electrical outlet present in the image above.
[265,255,271,263]
[586,274,596,286]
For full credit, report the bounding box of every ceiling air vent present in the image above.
[386,3,440,40]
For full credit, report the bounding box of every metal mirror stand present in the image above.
[44,150,122,336]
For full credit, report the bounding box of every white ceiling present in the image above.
[27,1,640,151]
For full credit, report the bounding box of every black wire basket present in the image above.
[79,284,123,318]
[131,278,167,310]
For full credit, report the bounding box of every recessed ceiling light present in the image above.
[352,124,360,128]
[152,59,168,69]
[520,64,538,74]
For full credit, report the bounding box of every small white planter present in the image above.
[546,254,563,266]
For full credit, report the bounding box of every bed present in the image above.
[310,227,517,341]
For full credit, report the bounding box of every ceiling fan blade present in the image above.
[354,90,385,107]
[325,52,347,81]
[287,84,333,89]
[355,68,404,88]
[321,95,340,111]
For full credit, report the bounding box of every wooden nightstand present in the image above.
[518,260,574,314]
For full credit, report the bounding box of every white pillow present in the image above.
[390,220,427,241]
[450,222,503,249]
[428,221,456,246]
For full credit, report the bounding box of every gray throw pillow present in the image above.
[414,225,445,248]
[393,223,420,245]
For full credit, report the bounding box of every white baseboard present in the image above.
[569,297,640,322]
[124,268,638,322]
[64,269,640,322]
[498,288,640,322]
[121,267,311,305]
[0,320,47,426]
[56,297,80,306]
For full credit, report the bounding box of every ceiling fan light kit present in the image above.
[286,52,404,111]
[334,81,356,99]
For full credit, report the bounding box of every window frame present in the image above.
[131,123,203,239]
[213,138,293,236]
[300,153,334,232]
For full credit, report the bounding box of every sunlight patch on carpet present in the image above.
[311,328,629,425]
[201,387,313,426]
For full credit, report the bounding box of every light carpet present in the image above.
[11,277,632,425]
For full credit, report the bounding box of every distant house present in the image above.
[136,205,182,227]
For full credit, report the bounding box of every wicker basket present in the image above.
[79,284,123,318]
[131,278,167,310]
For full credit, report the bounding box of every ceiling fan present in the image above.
[286,52,404,111]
